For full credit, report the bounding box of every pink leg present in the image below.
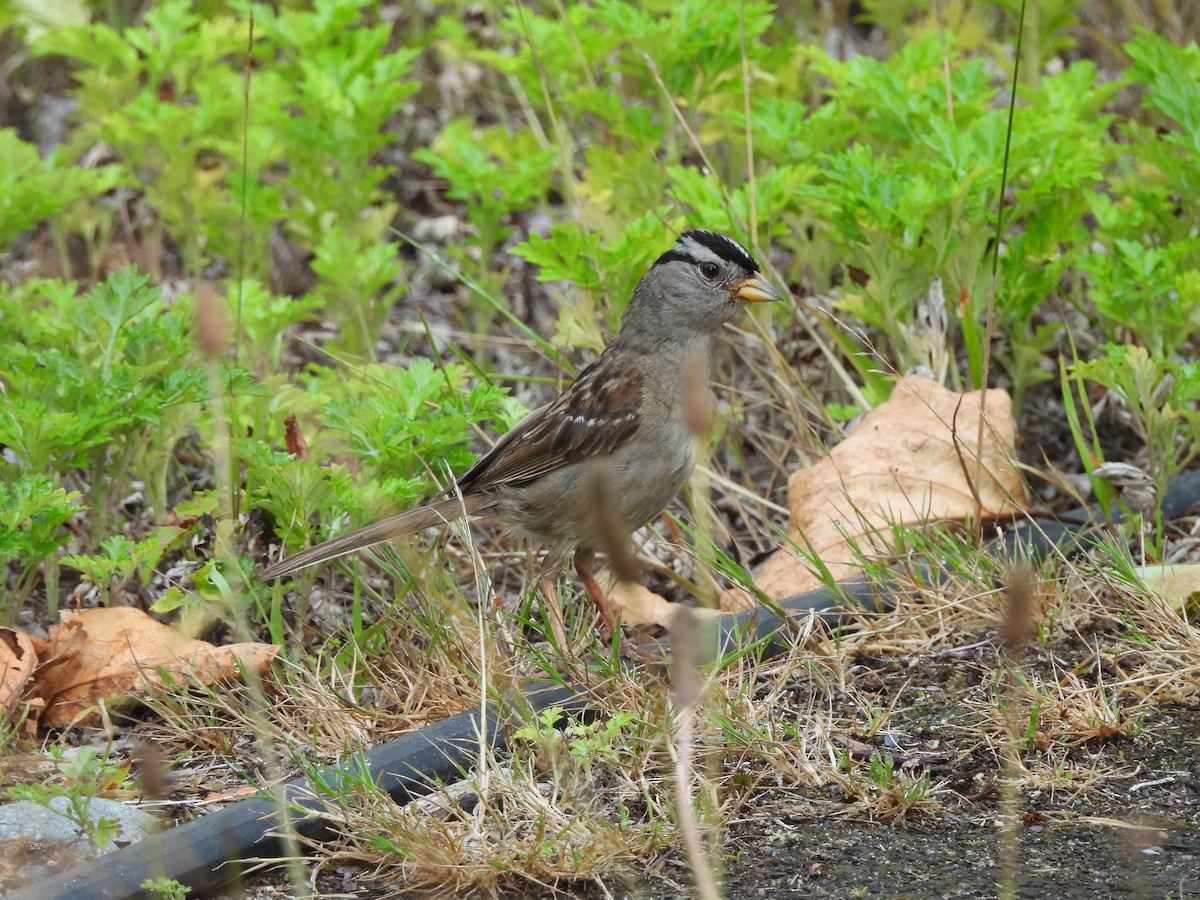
[574,549,618,637]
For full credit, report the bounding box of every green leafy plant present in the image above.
[1079,31,1200,358]
[0,269,207,533]
[0,476,86,621]
[243,441,365,557]
[35,0,421,355]
[413,121,557,292]
[513,705,641,782]
[564,710,639,781]
[1068,345,1200,548]
[62,532,179,606]
[141,877,192,900]
[864,750,936,819]
[321,360,516,498]
[796,35,1114,405]
[251,0,420,355]
[254,359,519,558]
[0,128,118,251]
[443,0,780,338]
[33,2,265,277]
[448,3,1131,418]
[5,745,135,850]
[219,279,322,371]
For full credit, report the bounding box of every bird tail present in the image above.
[259,495,485,581]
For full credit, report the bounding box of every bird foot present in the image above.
[574,556,664,664]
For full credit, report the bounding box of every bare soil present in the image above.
[564,615,1200,900]
[713,717,1200,898]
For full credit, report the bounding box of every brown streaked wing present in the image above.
[456,356,643,493]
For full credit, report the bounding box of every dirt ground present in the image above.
[274,619,1200,900]
[613,735,1200,900]
[719,811,1199,899]
[632,643,1200,900]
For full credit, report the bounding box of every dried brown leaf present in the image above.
[740,375,1026,607]
[33,607,279,728]
[0,628,38,722]
[284,413,309,460]
[608,581,722,629]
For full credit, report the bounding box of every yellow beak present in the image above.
[731,272,782,303]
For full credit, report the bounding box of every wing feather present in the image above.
[456,355,643,493]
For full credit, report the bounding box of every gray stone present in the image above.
[0,796,160,857]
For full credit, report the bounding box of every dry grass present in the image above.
[115,479,1200,898]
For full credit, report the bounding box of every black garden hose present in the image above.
[715,515,1089,657]
[18,471,1200,900]
[717,467,1200,657]
[10,685,580,900]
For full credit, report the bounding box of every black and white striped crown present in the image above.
[653,229,760,273]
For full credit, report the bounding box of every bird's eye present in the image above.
[699,261,720,281]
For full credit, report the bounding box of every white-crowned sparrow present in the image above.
[261,230,780,629]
